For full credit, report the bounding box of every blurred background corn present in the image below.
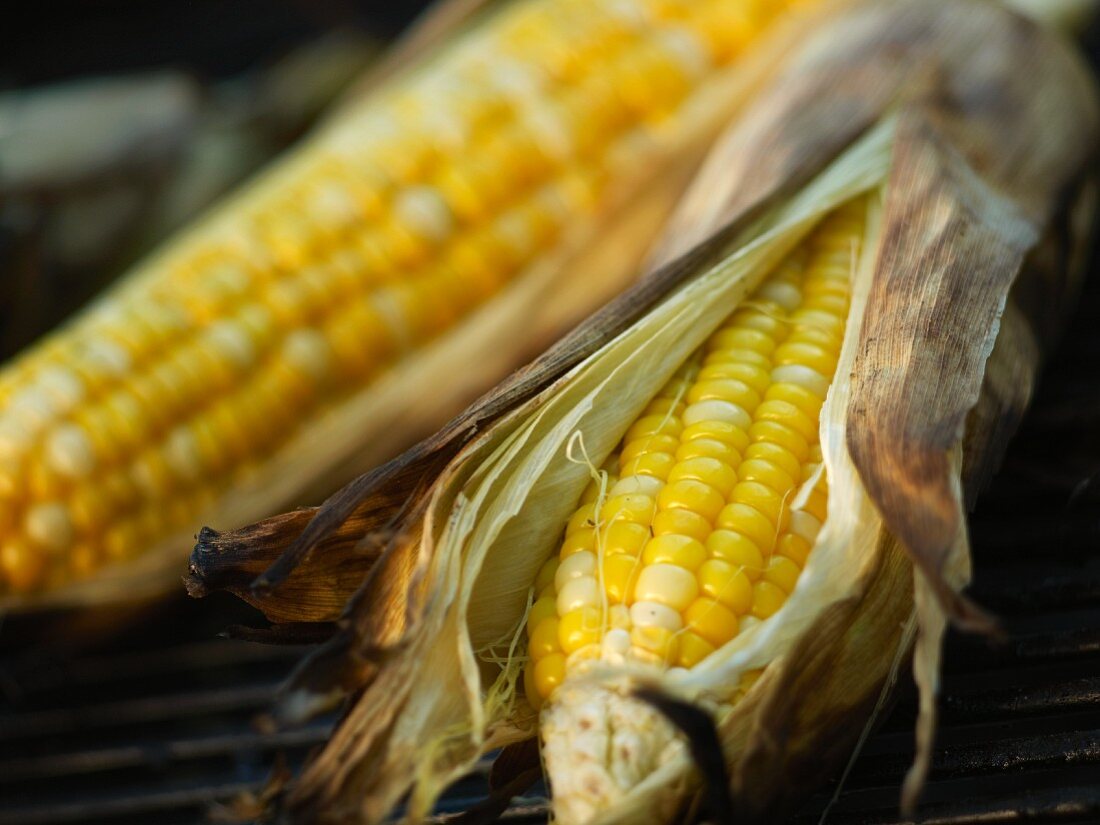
[525,200,862,705]
[0,0,811,595]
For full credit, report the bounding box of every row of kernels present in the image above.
[0,334,335,587]
[5,176,574,552]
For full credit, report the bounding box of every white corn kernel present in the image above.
[758,281,802,311]
[45,424,96,478]
[24,503,74,554]
[658,28,711,78]
[633,564,698,612]
[165,427,204,482]
[770,365,831,398]
[683,399,752,430]
[602,628,631,656]
[789,511,823,543]
[630,600,683,631]
[36,367,86,413]
[555,551,597,592]
[608,604,631,629]
[206,321,257,371]
[82,339,132,378]
[557,576,600,615]
[394,186,454,243]
[283,329,332,381]
[609,475,664,497]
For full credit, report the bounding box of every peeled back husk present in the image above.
[187,0,1099,822]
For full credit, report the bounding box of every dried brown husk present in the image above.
[2,0,824,613]
[189,0,1099,821]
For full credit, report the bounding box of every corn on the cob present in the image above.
[183,1,1099,823]
[0,0,810,600]
[525,205,858,706]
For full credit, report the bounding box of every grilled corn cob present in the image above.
[0,0,815,602]
[525,204,858,711]
[187,1,1098,822]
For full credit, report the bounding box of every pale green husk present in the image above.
[361,119,903,822]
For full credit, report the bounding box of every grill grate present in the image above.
[0,597,332,825]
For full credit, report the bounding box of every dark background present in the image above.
[2,1,428,88]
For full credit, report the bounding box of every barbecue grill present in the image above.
[1,7,1099,825]
[4,250,1099,825]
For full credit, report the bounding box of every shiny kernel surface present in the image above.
[641,535,707,570]
[684,598,739,647]
[650,508,712,543]
[601,521,649,557]
[525,201,859,698]
[657,479,725,523]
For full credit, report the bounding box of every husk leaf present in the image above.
[192,0,1098,822]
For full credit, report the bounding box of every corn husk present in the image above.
[3,0,829,612]
[189,0,1099,821]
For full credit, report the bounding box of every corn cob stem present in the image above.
[0,0,807,597]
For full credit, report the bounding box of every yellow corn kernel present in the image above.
[620,433,680,464]
[633,563,698,611]
[731,481,788,527]
[600,493,657,526]
[625,414,683,442]
[697,361,771,395]
[681,420,750,453]
[743,441,802,483]
[641,535,707,570]
[534,557,560,593]
[705,530,765,579]
[674,437,740,468]
[530,617,563,658]
[749,420,809,461]
[561,528,596,557]
[600,521,649,557]
[534,653,567,699]
[708,327,777,356]
[651,508,711,543]
[697,559,752,615]
[657,479,725,523]
[602,554,641,603]
[777,533,813,566]
[1,537,47,591]
[677,631,717,669]
[528,596,558,635]
[630,625,679,664]
[668,456,738,497]
[755,399,817,442]
[738,457,798,494]
[559,606,602,654]
[555,551,597,590]
[557,576,600,615]
[802,487,829,522]
[620,451,677,480]
[716,502,778,552]
[752,581,788,619]
[764,555,802,594]
[567,504,598,535]
[684,597,739,647]
[686,379,761,411]
[774,341,840,377]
